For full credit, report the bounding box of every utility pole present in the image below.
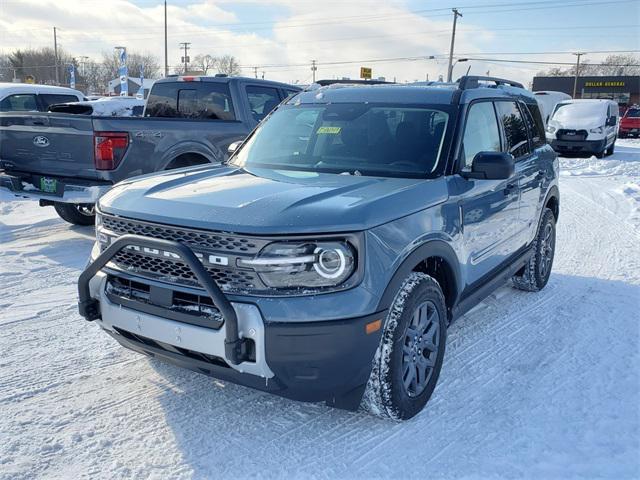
[253,66,258,79]
[572,52,584,98]
[311,60,317,83]
[53,26,59,85]
[446,9,462,82]
[179,42,191,74]
[164,1,169,77]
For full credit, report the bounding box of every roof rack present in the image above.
[314,79,394,86]
[457,75,524,90]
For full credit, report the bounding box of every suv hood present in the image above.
[99,165,448,234]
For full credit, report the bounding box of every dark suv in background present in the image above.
[79,76,559,420]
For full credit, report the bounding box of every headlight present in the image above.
[546,125,556,134]
[590,126,604,134]
[239,240,356,289]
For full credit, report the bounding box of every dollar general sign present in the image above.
[584,81,625,87]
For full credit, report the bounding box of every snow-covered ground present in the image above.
[1,140,639,479]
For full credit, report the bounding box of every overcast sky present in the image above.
[0,0,638,85]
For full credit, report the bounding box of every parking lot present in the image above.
[1,141,638,479]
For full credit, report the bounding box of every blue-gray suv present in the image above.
[79,76,559,420]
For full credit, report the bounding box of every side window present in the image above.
[246,86,281,122]
[198,83,235,120]
[40,94,80,108]
[460,101,501,169]
[521,102,546,148]
[495,101,530,158]
[0,94,38,112]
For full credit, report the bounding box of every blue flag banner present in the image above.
[118,48,128,96]
[138,63,144,98]
[68,64,76,89]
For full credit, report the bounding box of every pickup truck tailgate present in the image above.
[0,113,99,179]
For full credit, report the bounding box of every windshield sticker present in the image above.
[317,126,341,134]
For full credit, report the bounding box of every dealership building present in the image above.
[532,75,640,106]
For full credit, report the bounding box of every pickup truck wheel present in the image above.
[361,272,447,420]
[53,203,95,226]
[512,207,555,292]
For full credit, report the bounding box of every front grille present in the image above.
[101,214,268,293]
[111,249,259,291]
[557,129,588,141]
[102,215,264,254]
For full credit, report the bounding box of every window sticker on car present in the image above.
[317,126,341,134]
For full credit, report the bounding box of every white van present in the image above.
[545,99,619,157]
[0,83,84,112]
[533,91,572,124]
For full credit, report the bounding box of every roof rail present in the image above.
[457,75,524,90]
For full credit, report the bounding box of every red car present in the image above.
[620,106,640,137]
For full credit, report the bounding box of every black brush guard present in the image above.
[77,234,248,365]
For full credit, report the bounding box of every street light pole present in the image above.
[164,0,169,77]
[446,9,462,82]
[450,58,468,81]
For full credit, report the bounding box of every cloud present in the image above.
[1,0,620,86]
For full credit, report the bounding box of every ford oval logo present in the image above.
[33,136,50,147]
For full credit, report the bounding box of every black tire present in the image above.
[512,207,556,292]
[361,273,447,420]
[53,202,95,226]
[606,140,615,156]
[594,149,605,159]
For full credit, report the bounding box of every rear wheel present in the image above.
[53,202,95,226]
[512,207,555,292]
[361,273,447,420]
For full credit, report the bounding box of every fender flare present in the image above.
[159,141,221,170]
[376,240,462,318]
[542,185,560,222]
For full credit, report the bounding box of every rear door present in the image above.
[494,100,538,249]
[0,113,98,179]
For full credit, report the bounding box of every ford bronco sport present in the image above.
[78,76,559,420]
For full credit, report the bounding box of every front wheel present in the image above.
[606,139,616,156]
[361,273,447,420]
[53,202,96,226]
[512,207,556,292]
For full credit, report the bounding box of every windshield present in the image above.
[625,109,640,118]
[232,103,451,178]
[551,102,604,121]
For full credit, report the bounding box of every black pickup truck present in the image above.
[0,76,300,225]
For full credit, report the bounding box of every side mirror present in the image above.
[464,151,515,180]
[606,116,617,126]
[227,140,242,156]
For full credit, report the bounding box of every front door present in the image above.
[456,100,521,285]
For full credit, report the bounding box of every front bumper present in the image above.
[549,138,606,154]
[0,171,110,204]
[80,236,385,410]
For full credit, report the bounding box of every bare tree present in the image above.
[537,54,640,77]
[7,47,74,85]
[216,55,241,76]
[0,54,13,82]
[193,54,217,75]
[100,51,161,80]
